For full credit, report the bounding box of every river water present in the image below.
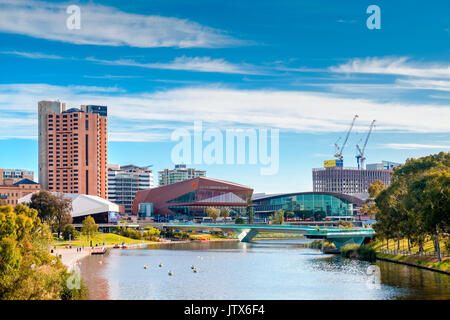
[79,239,449,300]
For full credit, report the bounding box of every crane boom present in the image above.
[334,114,359,160]
[356,120,376,169]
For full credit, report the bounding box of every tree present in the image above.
[407,170,450,262]
[368,180,386,199]
[374,152,450,259]
[81,216,98,239]
[206,207,220,223]
[220,207,230,220]
[28,191,73,237]
[360,180,386,219]
[62,224,79,241]
[270,209,284,225]
[247,197,254,224]
[286,211,295,219]
[28,190,57,222]
[0,203,85,299]
[53,193,73,238]
[143,227,161,241]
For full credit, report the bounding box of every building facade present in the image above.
[19,192,119,224]
[0,179,40,206]
[158,164,206,186]
[107,164,154,215]
[253,192,364,219]
[0,169,34,185]
[132,176,253,220]
[38,101,108,198]
[312,165,394,199]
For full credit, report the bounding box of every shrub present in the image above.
[62,224,79,241]
[356,245,377,262]
[341,244,376,262]
[117,227,142,240]
[174,232,189,239]
[235,217,245,224]
[308,240,324,249]
[143,227,161,241]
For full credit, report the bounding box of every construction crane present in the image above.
[334,114,359,161]
[356,120,376,169]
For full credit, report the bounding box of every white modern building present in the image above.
[19,192,120,224]
[107,164,154,215]
[158,164,206,186]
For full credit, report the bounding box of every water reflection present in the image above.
[80,239,449,300]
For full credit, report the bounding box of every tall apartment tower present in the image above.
[158,164,206,186]
[38,100,66,190]
[38,101,108,198]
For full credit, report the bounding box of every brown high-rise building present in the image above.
[38,101,108,198]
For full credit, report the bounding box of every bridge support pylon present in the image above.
[234,228,259,242]
[328,236,365,250]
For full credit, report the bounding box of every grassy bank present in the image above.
[188,233,233,240]
[52,232,155,247]
[373,239,450,272]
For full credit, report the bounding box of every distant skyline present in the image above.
[0,0,449,193]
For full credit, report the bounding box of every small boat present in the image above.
[144,265,148,269]
[193,268,198,273]
[91,248,106,255]
[191,265,195,269]
[113,245,120,249]
[121,245,128,249]
[168,271,173,276]
[158,263,163,267]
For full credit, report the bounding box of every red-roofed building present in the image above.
[132,176,253,220]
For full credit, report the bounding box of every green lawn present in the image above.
[188,233,232,240]
[52,232,155,247]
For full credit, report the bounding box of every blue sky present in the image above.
[0,0,449,193]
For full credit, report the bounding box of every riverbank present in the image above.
[372,239,450,273]
[375,252,450,274]
[51,242,157,270]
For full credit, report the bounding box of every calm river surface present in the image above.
[80,239,449,300]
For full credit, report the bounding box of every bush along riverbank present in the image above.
[341,244,377,262]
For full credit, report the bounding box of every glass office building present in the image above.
[253,192,364,219]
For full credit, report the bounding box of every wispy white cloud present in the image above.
[336,19,357,24]
[395,78,450,92]
[1,84,450,142]
[381,143,450,150]
[330,57,450,78]
[0,0,242,48]
[0,50,64,60]
[86,56,263,75]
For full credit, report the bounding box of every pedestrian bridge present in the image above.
[163,223,375,249]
